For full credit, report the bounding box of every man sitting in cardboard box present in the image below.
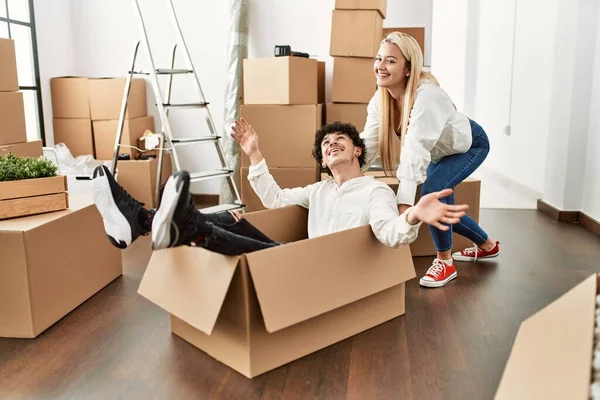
[91,120,468,255]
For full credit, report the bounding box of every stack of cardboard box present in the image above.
[0,38,43,158]
[240,55,324,212]
[327,0,385,131]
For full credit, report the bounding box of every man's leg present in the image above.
[92,165,154,249]
[151,170,279,255]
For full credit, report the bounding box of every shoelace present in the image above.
[116,184,143,211]
[463,244,482,262]
[426,259,446,279]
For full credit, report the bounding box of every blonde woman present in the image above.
[360,32,499,288]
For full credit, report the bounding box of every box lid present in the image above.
[246,224,416,333]
[495,274,596,400]
[137,246,239,335]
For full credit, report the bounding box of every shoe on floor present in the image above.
[452,241,500,262]
[419,259,457,288]
[151,170,208,250]
[92,165,146,249]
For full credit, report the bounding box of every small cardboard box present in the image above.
[116,155,172,208]
[318,61,326,104]
[241,166,320,212]
[0,175,68,220]
[243,57,318,105]
[495,274,597,400]
[93,116,155,160]
[0,92,27,146]
[138,205,417,378]
[50,77,91,119]
[0,38,19,92]
[335,0,387,18]
[330,10,383,58]
[240,104,323,168]
[324,172,481,256]
[53,118,94,157]
[0,194,123,338]
[332,57,376,103]
[0,140,43,158]
[326,103,368,131]
[88,78,147,121]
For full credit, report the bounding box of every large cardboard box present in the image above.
[0,140,43,158]
[241,167,320,212]
[0,194,123,338]
[324,172,481,256]
[116,155,172,208]
[382,27,426,59]
[332,57,376,103]
[88,78,147,121]
[53,118,95,157]
[318,61,326,104]
[240,104,323,168]
[243,57,318,105]
[326,103,368,131]
[495,274,597,400]
[0,92,27,146]
[138,205,417,378]
[335,0,387,18]
[0,38,19,92]
[50,77,91,119]
[93,116,155,160]
[330,10,383,58]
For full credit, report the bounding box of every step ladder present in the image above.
[110,0,244,213]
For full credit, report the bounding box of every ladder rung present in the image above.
[198,203,244,214]
[156,68,193,75]
[171,136,220,145]
[163,103,209,109]
[189,169,232,182]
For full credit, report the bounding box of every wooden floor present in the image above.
[1,209,600,400]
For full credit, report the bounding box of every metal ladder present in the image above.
[110,0,243,213]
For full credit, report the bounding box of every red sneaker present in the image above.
[419,259,457,288]
[452,241,500,262]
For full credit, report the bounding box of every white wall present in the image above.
[33,0,76,144]
[385,0,432,67]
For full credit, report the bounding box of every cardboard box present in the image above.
[0,92,27,146]
[240,104,323,168]
[93,116,155,160]
[243,57,318,105]
[330,10,383,58]
[89,78,147,121]
[0,175,68,220]
[138,204,416,378]
[0,140,43,158]
[50,77,91,119]
[495,273,597,400]
[0,194,123,338]
[116,155,172,208]
[382,27,426,59]
[323,172,481,256]
[332,57,376,103]
[53,119,94,157]
[241,167,320,212]
[318,61,326,104]
[326,103,368,131]
[0,38,19,92]
[335,0,387,18]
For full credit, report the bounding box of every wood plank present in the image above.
[0,175,67,201]
[0,192,68,220]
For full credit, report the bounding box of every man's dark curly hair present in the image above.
[312,121,367,176]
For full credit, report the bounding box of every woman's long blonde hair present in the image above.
[379,32,439,176]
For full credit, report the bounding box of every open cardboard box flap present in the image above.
[139,205,415,336]
[495,274,596,399]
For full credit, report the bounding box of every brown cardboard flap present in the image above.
[242,205,308,243]
[137,246,239,335]
[494,274,596,400]
[246,225,415,333]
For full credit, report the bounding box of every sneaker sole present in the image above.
[419,271,458,288]
[92,166,132,249]
[151,172,184,250]
[452,253,499,262]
